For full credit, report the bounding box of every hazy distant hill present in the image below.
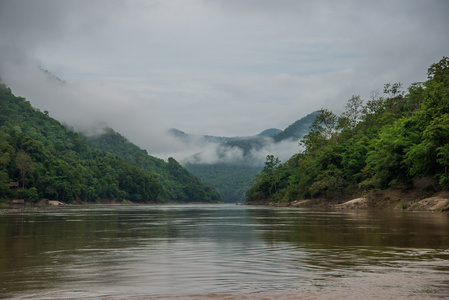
[168,127,282,144]
[183,112,318,202]
[257,128,282,137]
[271,111,319,142]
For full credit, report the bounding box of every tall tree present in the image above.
[302,109,339,153]
[340,95,363,133]
[16,149,34,188]
[427,56,449,85]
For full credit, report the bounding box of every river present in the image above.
[0,204,448,299]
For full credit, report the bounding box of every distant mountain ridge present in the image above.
[257,128,282,137]
[182,111,319,202]
[168,127,282,144]
[171,111,318,151]
[271,111,319,142]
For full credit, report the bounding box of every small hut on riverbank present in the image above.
[9,182,25,205]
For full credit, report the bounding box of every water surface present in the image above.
[0,204,448,299]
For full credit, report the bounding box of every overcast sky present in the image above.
[0,0,448,160]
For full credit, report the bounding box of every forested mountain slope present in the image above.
[0,84,219,203]
[221,111,318,155]
[184,112,318,202]
[83,128,220,203]
[246,57,449,206]
[184,163,262,203]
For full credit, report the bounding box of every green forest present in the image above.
[184,112,318,203]
[246,57,449,205]
[0,84,220,204]
[184,163,262,203]
[82,128,220,203]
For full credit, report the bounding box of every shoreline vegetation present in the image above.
[2,189,448,212]
[0,198,219,208]
[245,57,449,212]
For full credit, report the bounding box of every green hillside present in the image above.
[246,57,449,205]
[184,113,318,202]
[83,128,220,203]
[0,84,219,204]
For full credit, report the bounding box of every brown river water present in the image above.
[0,204,448,299]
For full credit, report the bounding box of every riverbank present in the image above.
[0,198,224,210]
[37,198,138,206]
[248,189,449,212]
[122,289,427,300]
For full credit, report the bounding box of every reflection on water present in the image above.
[0,205,448,299]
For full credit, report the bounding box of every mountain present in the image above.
[271,111,319,142]
[82,128,220,203]
[168,127,283,144]
[257,128,282,137]
[0,82,220,204]
[182,112,318,202]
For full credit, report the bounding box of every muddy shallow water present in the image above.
[0,205,448,299]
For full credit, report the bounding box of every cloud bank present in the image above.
[0,0,448,161]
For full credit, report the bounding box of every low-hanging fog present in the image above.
[0,0,448,163]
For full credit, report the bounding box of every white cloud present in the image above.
[0,0,448,161]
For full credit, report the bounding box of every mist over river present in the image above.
[1,204,448,299]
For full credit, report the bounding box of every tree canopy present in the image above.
[246,57,449,204]
[0,82,220,204]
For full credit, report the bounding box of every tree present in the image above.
[383,82,404,114]
[366,118,418,188]
[248,155,282,198]
[263,155,281,174]
[302,109,339,152]
[16,149,34,188]
[383,82,404,98]
[340,95,363,133]
[362,91,385,116]
[406,114,449,178]
[315,109,339,144]
[427,56,449,85]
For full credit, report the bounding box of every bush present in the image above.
[18,187,39,203]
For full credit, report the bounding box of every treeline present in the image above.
[183,111,323,203]
[0,84,219,203]
[223,112,318,155]
[246,57,449,204]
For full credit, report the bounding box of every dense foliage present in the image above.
[184,112,319,202]
[0,85,219,203]
[246,57,449,204]
[184,163,262,203]
[83,128,220,203]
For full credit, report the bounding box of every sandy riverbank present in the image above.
[253,189,449,212]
